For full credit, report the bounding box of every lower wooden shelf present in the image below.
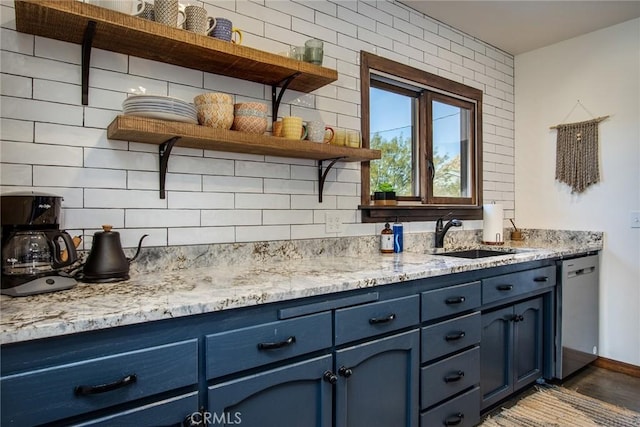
[107,115,380,201]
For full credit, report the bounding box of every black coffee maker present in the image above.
[1,192,78,296]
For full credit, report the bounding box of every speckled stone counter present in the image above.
[0,230,602,345]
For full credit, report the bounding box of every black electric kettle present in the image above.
[80,225,148,283]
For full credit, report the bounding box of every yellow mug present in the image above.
[282,116,307,140]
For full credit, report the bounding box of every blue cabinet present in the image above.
[335,329,420,427]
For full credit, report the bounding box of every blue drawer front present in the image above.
[335,295,420,345]
[421,281,481,322]
[421,346,480,409]
[1,339,198,426]
[421,311,481,363]
[482,266,556,304]
[72,391,199,426]
[420,386,480,427]
[206,312,332,378]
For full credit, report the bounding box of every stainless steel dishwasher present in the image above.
[555,253,600,379]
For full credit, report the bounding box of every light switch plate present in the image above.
[631,211,640,228]
[325,212,343,233]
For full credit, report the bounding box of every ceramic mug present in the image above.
[282,116,307,140]
[306,121,334,143]
[346,130,361,148]
[154,0,185,27]
[184,5,216,35]
[332,128,346,146]
[87,0,146,15]
[211,17,243,44]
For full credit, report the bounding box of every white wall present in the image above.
[515,18,640,366]
[0,0,514,248]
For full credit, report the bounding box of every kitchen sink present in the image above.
[437,249,517,259]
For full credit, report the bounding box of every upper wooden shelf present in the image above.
[107,115,381,163]
[14,0,337,93]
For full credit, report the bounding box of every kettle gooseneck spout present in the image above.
[128,234,149,264]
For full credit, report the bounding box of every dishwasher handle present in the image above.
[567,266,596,278]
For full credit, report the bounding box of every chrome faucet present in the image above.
[435,218,462,248]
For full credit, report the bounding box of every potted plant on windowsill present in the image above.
[373,182,397,206]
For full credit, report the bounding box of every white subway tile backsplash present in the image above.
[201,209,262,226]
[33,79,80,105]
[238,1,291,29]
[357,27,393,50]
[2,97,83,126]
[376,21,409,44]
[236,161,290,179]
[2,50,79,84]
[0,119,33,142]
[87,87,128,111]
[85,189,167,209]
[64,208,125,229]
[92,48,129,73]
[84,107,121,129]
[84,148,157,171]
[129,57,203,88]
[266,0,315,23]
[34,166,126,189]
[236,193,290,209]
[203,175,263,193]
[292,16,338,43]
[1,73,31,98]
[393,41,423,62]
[126,209,200,228]
[2,141,83,166]
[168,191,234,209]
[167,156,234,176]
[1,163,31,186]
[264,178,314,195]
[128,171,202,192]
[336,195,360,210]
[0,28,33,54]
[263,209,313,225]
[323,181,357,196]
[291,223,331,239]
[338,6,375,31]
[168,226,236,245]
[119,228,166,248]
[292,194,336,210]
[315,11,357,38]
[91,68,167,95]
[236,225,290,242]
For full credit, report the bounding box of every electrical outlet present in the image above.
[325,212,343,233]
[631,211,640,228]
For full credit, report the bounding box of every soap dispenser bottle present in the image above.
[380,223,393,254]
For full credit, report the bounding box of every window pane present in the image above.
[369,87,415,197]
[432,100,471,198]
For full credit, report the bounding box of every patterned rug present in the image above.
[480,385,640,426]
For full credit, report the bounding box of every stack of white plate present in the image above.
[122,95,198,124]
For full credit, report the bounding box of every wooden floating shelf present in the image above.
[107,115,381,163]
[14,0,337,93]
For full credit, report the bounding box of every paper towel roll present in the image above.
[483,204,504,244]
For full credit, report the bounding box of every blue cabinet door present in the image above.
[513,297,543,392]
[480,306,513,409]
[335,329,419,427]
[208,355,333,427]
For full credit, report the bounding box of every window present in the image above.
[360,52,483,222]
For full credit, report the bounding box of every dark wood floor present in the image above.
[481,365,640,421]
[560,365,640,412]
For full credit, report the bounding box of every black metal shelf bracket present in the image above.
[271,72,301,122]
[318,158,345,203]
[81,20,97,106]
[158,136,181,199]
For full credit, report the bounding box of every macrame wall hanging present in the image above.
[550,101,609,193]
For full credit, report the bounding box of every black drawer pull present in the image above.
[444,412,464,426]
[445,296,466,305]
[534,276,549,282]
[74,374,137,396]
[445,331,466,341]
[369,313,396,324]
[444,370,465,383]
[257,335,296,350]
[497,284,514,291]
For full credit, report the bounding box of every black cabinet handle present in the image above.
[74,374,137,396]
[445,296,466,305]
[445,331,466,341]
[369,313,396,324]
[323,370,338,384]
[257,335,296,350]
[511,314,524,322]
[443,370,465,383]
[338,366,353,377]
[497,284,514,291]
[444,412,464,426]
[534,276,549,282]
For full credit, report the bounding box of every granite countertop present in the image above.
[0,238,601,345]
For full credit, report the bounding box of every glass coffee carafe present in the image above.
[2,230,76,276]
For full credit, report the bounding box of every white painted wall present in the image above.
[0,1,514,248]
[515,18,640,365]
